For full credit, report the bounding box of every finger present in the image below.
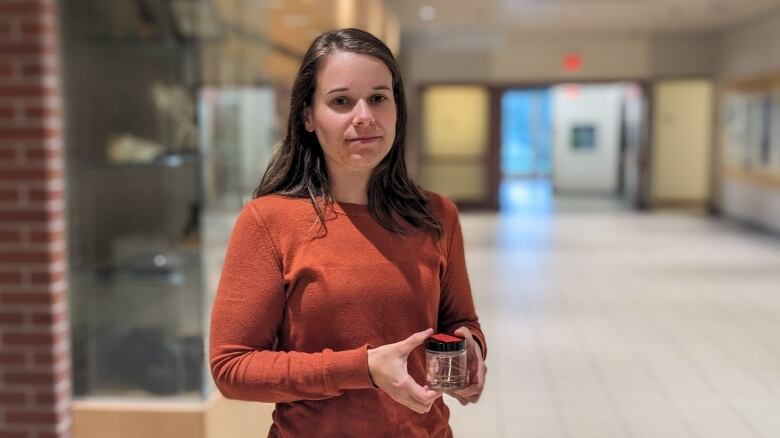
[399,328,434,354]
[453,327,473,342]
[403,377,443,406]
[453,385,480,399]
[402,395,433,414]
[448,391,469,406]
[401,383,440,413]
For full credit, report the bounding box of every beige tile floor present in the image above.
[445,181,780,438]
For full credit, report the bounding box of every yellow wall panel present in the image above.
[423,86,489,159]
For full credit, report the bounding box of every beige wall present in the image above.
[403,32,715,84]
[401,32,716,183]
[717,12,780,81]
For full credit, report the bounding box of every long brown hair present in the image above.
[253,28,442,240]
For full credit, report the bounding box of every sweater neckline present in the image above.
[328,200,372,217]
[268,194,373,218]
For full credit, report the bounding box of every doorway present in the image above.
[499,83,646,212]
[500,88,553,213]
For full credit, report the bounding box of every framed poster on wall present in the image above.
[720,74,780,186]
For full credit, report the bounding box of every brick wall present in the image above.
[0,0,72,437]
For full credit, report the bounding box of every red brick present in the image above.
[0,41,54,55]
[0,167,63,181]
[0,188,20,201]
[0,351,26,364]
[20,21,53,36]
[0,431,29,438]
[0,209,53,222]
[29,269,64,284]
[33,349,68,366]
[28,189,61,202]
[0,85,55,97]
[0,2,55,15]
[34,392,55,404]
[0,271,23,283]
[0,252,45,263]
[24,147,60,160]
[24,106,58,118]
[21,61,57,76]
[0,145,16,158]
[0,168,45,179]
[0,106,14,118]
[0,20,13,37]
[6,410,59,425]
[5,368,70,386]
[29,230,63,243]
[0,127,60,139]
[30,310,65,325]
[2,332,57,347]
[0,229,22,242]
[0,390,28,404]
[0,250,64,264]
[0,313,25,326]
[0,290,63,305]
[0,64,13,78]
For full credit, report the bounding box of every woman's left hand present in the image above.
[446,326,487,405]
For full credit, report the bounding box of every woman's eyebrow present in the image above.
[326,85,391,95]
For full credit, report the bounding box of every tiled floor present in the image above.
[445,180,780,438]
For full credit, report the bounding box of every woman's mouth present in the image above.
[348,136,381,144]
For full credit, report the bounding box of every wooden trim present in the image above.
[650,199,708,211]
[72,390,274,438]
[487,85,502,211]
[721,72,780,92]
[722,164,780,189]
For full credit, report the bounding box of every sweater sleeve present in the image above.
[437,199,488,359]
[208,201,375,403]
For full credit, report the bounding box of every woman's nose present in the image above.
[352,100,375,126]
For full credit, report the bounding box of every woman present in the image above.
[209,28,487,437]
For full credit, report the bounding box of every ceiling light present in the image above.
[419,5,436,22]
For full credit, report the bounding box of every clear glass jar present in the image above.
[425,334,468,391]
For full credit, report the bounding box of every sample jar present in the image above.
[425,333,468,391]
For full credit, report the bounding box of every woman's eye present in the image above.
[372,94,388,103]
[332,97,349,106]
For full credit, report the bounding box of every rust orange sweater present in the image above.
[209,192,486,437]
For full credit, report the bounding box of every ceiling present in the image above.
[385,0,780,37]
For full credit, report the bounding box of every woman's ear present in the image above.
[304,106,314,132]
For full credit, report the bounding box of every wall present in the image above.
[401,31,716,186]
[551,84,624,193]
[716,10,780,232]
[403,31,715,84]
[0,1,72,437]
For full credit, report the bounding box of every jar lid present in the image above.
[425,333,466,352]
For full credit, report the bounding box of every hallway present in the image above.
[448,181,780,438]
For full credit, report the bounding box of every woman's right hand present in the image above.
[367,328,443,413]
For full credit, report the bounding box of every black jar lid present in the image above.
[425,333,466,352]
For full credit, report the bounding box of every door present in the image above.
[419,85,496,209]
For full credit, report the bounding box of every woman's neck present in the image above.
[328,169,370,205]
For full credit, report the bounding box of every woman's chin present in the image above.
[348,156,377,169]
